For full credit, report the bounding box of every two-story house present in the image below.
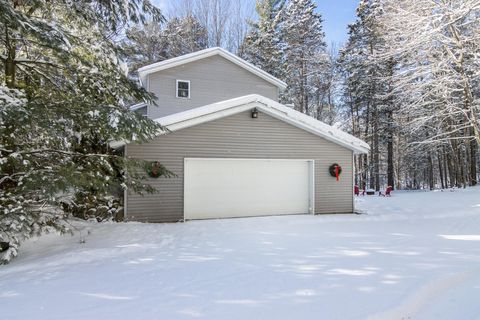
[117,47,369,222]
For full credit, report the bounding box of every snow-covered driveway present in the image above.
[1,188,480,319]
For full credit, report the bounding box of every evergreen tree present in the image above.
[122,15,208,74]
[280,0,326,114]
[241,0,331,120]
[338,0,395,191]
[122,21,169,73]
[310,46,339,125]
[240,0,286,79]
[164,15,208,58]
[0,0,171,263]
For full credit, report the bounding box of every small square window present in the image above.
[176,80,190,99]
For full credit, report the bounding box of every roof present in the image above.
[137,47,288,90]
[129,102,147,111]
[113,95,369,154]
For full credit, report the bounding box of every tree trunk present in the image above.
[372,105,380,191]
[457,146,465,188]
[443,146,449,188]
[469,136,477,186]
[437,151,445,189]
[5,27,16,88]
[428,152,434,190]
[447,153,456,188]
[413,165,418,189]
[364,102,370,190]
[386,110,394,189]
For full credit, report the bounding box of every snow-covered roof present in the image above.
[129,102,147,111]
[114,95,369,153]
[137,47,288,90]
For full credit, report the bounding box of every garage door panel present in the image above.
[184,158,312,219]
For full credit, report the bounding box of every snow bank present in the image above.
[0,187,479,319]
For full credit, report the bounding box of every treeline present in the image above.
[339,0,479,190]
[137,0,479,191]
[123,0,338,124]
[0,0,169,263]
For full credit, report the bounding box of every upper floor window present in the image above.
[176,80,190,99]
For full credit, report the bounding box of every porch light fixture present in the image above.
[251,108,258,118]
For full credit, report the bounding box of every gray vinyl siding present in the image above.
[126,110,354,222]
[147,55,279,119]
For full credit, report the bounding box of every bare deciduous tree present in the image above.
[169,0,252,52]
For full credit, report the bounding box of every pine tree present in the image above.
[281,0,326,114]
[241,0,332,120]
[122,21,169,73]
[310,46,339,125]
[240,0,286,79]
[338,0,395,191]
[164,15,208,58]
[0,0,171,263]
[122,15,208,75]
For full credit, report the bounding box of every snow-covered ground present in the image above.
[1,188,480,320]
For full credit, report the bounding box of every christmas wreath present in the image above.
[329,163,342,180]
[146,161,163,178]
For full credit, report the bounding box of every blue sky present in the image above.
[153,0,359,45]
[315,0,358,45]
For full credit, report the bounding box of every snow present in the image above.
[137,47,288,90]
[128,102,147,111]
[0,86,27,108]
[1,187,480,319]
[148,94,369,154]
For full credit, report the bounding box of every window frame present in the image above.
[176,79,191,99]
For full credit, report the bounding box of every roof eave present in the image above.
[137,47,287,90]
[113,95,370,154]
[153,95,369,154]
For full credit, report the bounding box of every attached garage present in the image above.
[122,95,369,222]
[184,158,314,219]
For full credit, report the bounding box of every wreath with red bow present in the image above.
[329,163,342,181]
[146,161,163,178]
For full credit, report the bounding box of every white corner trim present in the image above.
[138,47,287,90]
[183,157,187,222]
[309,160,315,214]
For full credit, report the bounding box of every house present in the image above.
[118,47,369,222]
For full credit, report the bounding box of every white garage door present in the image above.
[184,158,314,220]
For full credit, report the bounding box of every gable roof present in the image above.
[137,47,287,90]
[113,95,369,154]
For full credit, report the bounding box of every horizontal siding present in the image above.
[147,55,278,119]
[126,110,353,222]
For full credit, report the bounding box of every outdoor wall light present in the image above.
[251,108,258,118]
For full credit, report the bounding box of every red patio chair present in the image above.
[385,186,393,197]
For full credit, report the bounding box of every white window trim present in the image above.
[176,79,191,99]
